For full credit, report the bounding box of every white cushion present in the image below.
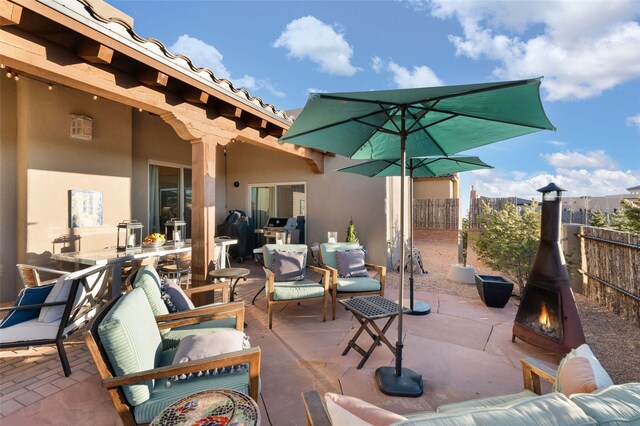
[172,330,248,364]
[38,274,71,323]
[0,318,60,342]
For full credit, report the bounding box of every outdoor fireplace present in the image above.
[512,183,586,354]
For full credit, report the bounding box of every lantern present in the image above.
[165,218,187,246]
[117,220,143,252]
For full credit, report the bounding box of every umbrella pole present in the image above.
[375,111,423,397]
[408,168,430,316]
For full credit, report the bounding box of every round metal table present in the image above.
[208,267,250,302]
[150,388,260,425]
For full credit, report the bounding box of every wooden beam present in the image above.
[267,125,285,138]
[77,41,113,64]
[183,88,209,105]
[218,104,242,119]
[245,115,268,130]
[0,1,21,26]
[138,68,168,87]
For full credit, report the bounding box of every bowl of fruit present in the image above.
[143,233,166,248]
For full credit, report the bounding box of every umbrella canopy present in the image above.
[337,156,493,178]
[280,78,555,159]
[338,156,493,315]
[279,78,555,397]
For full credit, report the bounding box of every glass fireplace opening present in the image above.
[515,284,563,342]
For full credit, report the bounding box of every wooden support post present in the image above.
[190,137,220,304]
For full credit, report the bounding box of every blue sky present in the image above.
[110,0,639,201]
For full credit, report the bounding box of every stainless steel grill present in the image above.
[255,217,299,243]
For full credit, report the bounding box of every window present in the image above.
[249,183,306,243]
[149,163,192,238]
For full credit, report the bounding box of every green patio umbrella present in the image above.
[279,78,555,397]
[338,156,493,316]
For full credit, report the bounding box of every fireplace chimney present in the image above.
[512,183,586,354]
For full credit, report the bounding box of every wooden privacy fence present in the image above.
[578,227,640,326]
[413,198,459,229]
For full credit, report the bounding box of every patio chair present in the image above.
[262,244,330,329]
[84,287,260,425]
[318,242,386,320]
[0,264,111,376]
[159,251,191,288]
[125,265,240,349]
[16,263,68,288]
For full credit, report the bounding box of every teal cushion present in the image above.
[392,393,596,426]
[132,266,169,317]
[336,277,381,293]
[162,317,238,350]
[570,383,640,425]
[273,279,325,301]
[436,390,537,413]
[97,287,163,406]
[263,244,307,270]
[320,242,360,269]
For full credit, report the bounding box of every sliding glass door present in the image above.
[149,163,192,238]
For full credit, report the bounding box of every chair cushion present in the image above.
[0,317,61,342]
[392,393,596,426]
[1,284,54,328]
[554,344,613,395]
[336,249,369,278]
[273,279,325,301]
[263,244,307,270]
[132,266,170,317]
[320,242,361,269]
[98,287,163,407]
[336,277,381,293]
[38,274,72,323]
[325,392,407,426]
[162,314,237,350]
[436,390,537,413]
[273,250,306,281]
[569,383,640,425]
[172,330,247,363]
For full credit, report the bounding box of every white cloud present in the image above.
[470,168,640,199]
[387,61,444,88]
[426,0,640,101]
[627,113,640,131]
[546,140,568,147]
[540,150,617,170]
[371,56,384,73]
[273,16,358,76]
[307,88,328,94]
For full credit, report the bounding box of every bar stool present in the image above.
[160,252,191,288]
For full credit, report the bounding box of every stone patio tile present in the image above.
[485,322,558,368]
[437,293,518,325]
[403,310,493,351]
[0,399,25,417]
[14,391,43,406]
[32,383,62,398]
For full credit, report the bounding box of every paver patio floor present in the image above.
[1,259,558,425]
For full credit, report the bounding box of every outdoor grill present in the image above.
[255,217,299,244]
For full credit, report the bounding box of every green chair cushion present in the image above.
[392,393,596,426]
[162,317,238,350]
[570,383,640,425]
[273,279,325,301]
[320,242,360,269]
[436,390,537,413]
[336,277,381,293]
[97,287,163,406]
[132,265,169,317]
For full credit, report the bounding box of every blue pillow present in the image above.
[0,284,55,328]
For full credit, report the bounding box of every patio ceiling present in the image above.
[0,0,325,173]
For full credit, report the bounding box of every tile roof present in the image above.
[46,0,294,124]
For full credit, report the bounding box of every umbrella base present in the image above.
[408,301,431,316]
[375,366,424,397]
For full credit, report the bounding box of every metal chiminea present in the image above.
[512,183,586,354]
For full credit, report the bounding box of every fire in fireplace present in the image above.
[512,183,586,354]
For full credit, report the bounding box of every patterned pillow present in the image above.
[273,250,305,281]
[336,249,368,278]
[160,277,194,312]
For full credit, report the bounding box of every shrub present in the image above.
[346,217,359,243]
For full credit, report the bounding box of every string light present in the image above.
[5,70,12,78]
[48,83,53,91]
[138,107,143,112]
[0,63,5,69]
[14,74,19,81]
[92,95,98,101]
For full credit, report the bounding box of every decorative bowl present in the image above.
[142,240,165,249]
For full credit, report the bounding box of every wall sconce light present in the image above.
[70,114,93,140]
[233,181,240,188]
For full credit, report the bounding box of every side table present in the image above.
[208,267,250,302]
[150,389,260,425]
[340,295,409,369]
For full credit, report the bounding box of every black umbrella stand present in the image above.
[375,121,424,397]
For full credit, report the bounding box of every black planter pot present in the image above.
[475,275,514,308]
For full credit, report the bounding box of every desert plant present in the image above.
[473,201,540,295]
[460,215,470,267]
[346,217,359,243]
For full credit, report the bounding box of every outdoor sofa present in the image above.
[302,345,640,425]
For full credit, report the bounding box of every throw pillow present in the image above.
[554,343,613,395]
[1,284,55,328]
[273,250,305,281]
[336,249,368,278]
[38,274,71,323]
[166,330,250,387]
[557,356,599,395]
[160,277,194,312]
[324,392,407,426]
